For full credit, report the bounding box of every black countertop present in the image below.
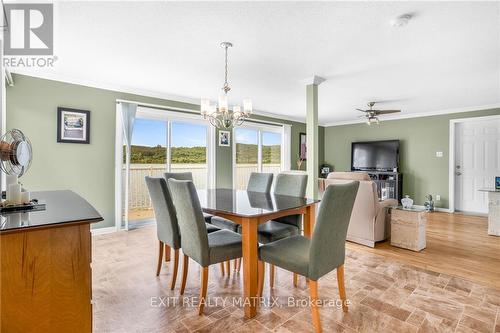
[0,190,103,232]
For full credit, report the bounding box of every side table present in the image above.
[390,206,427,251]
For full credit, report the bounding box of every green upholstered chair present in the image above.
[211,172,274,233]
[167,179,243,315]
[164,172,214,224]
[257,181,359,333]
[145,176,182,290]
[258,172,307,286]
[247,172,274,192]
[145,177,220,290]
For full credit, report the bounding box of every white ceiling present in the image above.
[13,1,500,125]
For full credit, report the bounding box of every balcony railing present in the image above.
[124,163,281,213]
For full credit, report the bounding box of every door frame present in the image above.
[448,114,500,213]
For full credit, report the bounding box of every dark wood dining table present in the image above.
[197,189,319,319]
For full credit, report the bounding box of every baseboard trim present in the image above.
[91,226,117,235]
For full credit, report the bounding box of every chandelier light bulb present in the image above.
[243,99,253,115]
[218,95,228,113]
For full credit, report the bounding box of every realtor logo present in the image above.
[3,3,53,55]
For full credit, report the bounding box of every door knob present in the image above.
[456,171,462,176]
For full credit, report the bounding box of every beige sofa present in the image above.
[321,172,397,247]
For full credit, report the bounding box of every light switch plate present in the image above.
[436,151,443,157]
[436,195,441,201]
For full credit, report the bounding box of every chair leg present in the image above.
[257,260,265,297]
[220,262,225,276]
[337,265,348,312]
[226,261,231,278]
[164,244,171,262]
[269,264,275,288]
[233,259,238,271]
[309,280,322,333]
[198,267,209,315]
[180,254,189,295]
[170,249,179,290]
[293,273,298,287]
[156,240,164,276]
[237,258,242,272]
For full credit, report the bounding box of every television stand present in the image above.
[355,170,402,202]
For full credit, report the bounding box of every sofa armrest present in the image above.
[374,199,398,241]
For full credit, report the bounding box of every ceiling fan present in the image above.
[357,102,401,125]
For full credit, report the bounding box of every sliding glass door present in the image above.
[122,108,212,228]
[170,121,208,189]
[233,125,284,190]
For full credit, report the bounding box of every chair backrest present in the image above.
[167,179,210,266]
[247,172,273,193]
[145,177,181,249]
[274,173,308,197]
[165,172,193,182]
[273,173,308,227]
[308,181,359,280]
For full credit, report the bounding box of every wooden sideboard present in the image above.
[0,190,102,333]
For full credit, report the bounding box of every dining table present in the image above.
[197,188,320,319]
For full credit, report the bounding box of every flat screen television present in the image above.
[351,140,399,171]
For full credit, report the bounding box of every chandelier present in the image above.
[200,42,252,130]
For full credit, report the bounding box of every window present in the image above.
[120,107,213,227]
[233,124,286,190]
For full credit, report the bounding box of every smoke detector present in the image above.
[390,14,412,27]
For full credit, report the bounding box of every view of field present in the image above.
[127,144,281,164]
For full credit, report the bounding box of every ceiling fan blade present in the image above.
[356,109,368,112]
[375,110,401,115]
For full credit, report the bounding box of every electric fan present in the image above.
[0,129,42,213]
[0,129,32,177]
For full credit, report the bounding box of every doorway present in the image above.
[115,104,215,230]
[450,115,500,214]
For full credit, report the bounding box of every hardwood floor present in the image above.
[92,212,500,332]
[348,212,500,289]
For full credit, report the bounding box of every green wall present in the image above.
[7,74,315,228]
[324,108,500,208]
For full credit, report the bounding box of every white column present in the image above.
[305,75,325,199]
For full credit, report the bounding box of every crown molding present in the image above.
[9,69,201,105]
[8,70,307,124]
[321,103,500,127]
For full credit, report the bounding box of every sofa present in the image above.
[321,172,397,247]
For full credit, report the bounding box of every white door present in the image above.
[455,117,500,214]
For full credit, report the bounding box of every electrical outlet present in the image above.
[436,151,443,157]
[436,195,441,201]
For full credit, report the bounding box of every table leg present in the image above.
[303,204,316,238]
[241,217,258,318]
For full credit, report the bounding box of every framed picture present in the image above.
[57,107,90,144]
[496,177,500,190]
[299,132,307,160]
[219,130,230,147]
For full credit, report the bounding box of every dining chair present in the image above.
[145,176,182,290]
[258,172,307,287]
[212,172,274,232]
[211,172,274,273]
[163,172,227,274]
[168,179,243,315]
[257,182,359,333]
[146,176,221,289]
[164,172,215,224]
